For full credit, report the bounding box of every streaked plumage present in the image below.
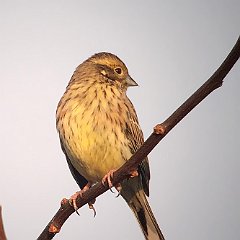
[56,52,164,239]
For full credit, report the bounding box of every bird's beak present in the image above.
[126,75,138,87]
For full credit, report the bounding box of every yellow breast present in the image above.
[57,82,132,183]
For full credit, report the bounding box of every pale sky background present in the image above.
[0,1,239,240]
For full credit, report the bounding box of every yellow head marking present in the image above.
[101,69,107,76]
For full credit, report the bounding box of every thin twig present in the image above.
[37,36,240,240]
[0,206,7,240]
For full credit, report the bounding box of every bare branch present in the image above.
[0,206,7,240]
[37,36,240,240]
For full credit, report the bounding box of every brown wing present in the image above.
[125,99,150,196]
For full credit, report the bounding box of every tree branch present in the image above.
[0,206,7,240]
[37,36,240,240]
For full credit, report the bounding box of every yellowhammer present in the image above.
[56,52,164,240]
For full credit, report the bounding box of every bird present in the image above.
[56,52,165,240]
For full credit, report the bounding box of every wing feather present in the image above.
[125,100,150,196]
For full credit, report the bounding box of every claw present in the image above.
[68,182,96,215]
[115,183,122,197]
[88,198,97,217]
[102,170,123,197]
[69,191,82,215]
[109,188,115,193]
[88,202,97,217]
[102,169,116,189]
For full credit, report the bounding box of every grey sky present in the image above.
[0,1,239,239]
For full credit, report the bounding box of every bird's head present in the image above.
[85,52,138,89]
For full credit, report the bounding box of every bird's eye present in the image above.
[114,67,122,75]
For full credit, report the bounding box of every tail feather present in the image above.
[129,190,165,240]
[121,178,165,240]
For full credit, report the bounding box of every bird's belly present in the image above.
[63,114,132,183]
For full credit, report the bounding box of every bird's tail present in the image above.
[121,179,165,240]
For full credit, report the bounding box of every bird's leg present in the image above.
[69,182,96,216]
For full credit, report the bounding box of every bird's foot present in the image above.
[101,168,138,195]
[115,183,122,197]
[102,169,122,195]
[88,200,97,217]
[69,182,96,216]
[102,169,116,189]
[69,190,83,215]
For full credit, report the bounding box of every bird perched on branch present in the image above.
[56,52,164,240]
